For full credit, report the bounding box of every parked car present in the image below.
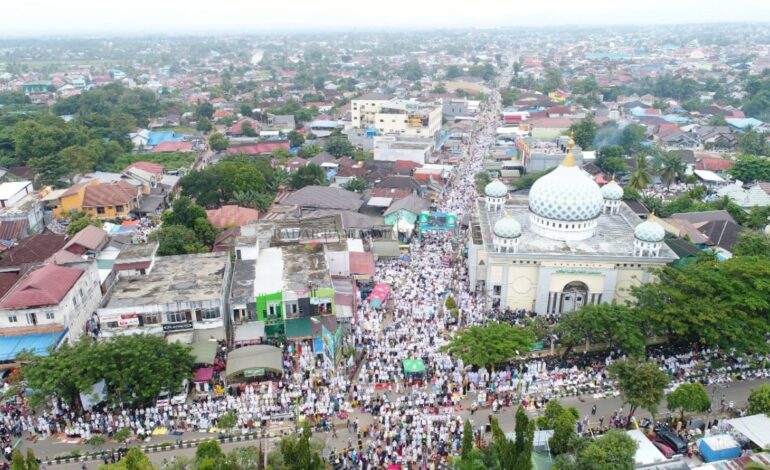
[654,425,688,455]
[651,439,675,459]
[157,379,189,408]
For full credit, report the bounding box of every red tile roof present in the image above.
[0,220,28,241]
[0,234,67,267]
[206,205,260,228]
[82,181,139,208]
[151,141,194,153]
[394,160,423,171]
[64,225,108,252]
[0,263,84,309]
[226,142,290,155]
[123,161,165,175]
[695,156,733,172]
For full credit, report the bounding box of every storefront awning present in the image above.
[225,345,283,380]
[0,328,67,361]
[285,317,313,339]
[234,322,266,345]
[190,341,217,365]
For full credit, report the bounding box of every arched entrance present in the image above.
[560,281,589,313]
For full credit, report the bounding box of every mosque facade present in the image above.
[467,138,677,315]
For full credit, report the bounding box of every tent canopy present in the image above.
[80,380,106,410]
[234,322,266,345]
[367,283,391,308]
[402,358,425,374]
[226,345,283,380]
[727,414,770,449]
[285,317,312,339]
[193,367,214,383]
[190,341,217,365]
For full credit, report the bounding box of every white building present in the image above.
[373,136,433,165]
[351,95,443,144]
[97,253,232,343]
[0,181,33,208]
[0,262,102,343]
[468,138,676,314]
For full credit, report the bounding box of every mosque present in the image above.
[467,138,677,315]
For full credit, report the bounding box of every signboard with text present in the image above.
[163,322,193,333]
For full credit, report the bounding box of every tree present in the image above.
[208,132,229,152]
[631,256,770,352]
[67,211,103,236]
[556,304,647,358]
[659,153,686,188]
[401,60,423,81]
[101,447,153,470]
[461,419,474,460]
[442,322,535,370]
[541,68,564,93]
[162,196,218,246]
[620,124,647,154]
[60,145,97,175]
[22,335,194,407]
[157,224,207,256]
[489,412,533,470]
[570,116,597,150]
[287,130,305,148]
[196,117,212,133]
[728,155,770,183]
[298,144,322,158]
[291,163,328,189]
[733,231,770,258]
[241,122,258,137]
[570,430,637,470]
[196,440,225,464]
[344,177,368,193]
[748,384,770,415]
[218,411,237,435]
[666,383,711,422]
[324,136,354,157]
[446,65,462,79]
[538,401,579,456]
[708,115,728,126]
[609,359,669,421]
[113,428,133,445]
[29,153,69,186]
[271,423,323,470]
[10,448,38,470]
[596,145,628,175]
[196,101,215,120]
[628,155,652,190]
[737,127,770,156]
[475,171,492,193]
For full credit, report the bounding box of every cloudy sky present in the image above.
[2,0,770,36]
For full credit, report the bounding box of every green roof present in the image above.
[285,317,313,338]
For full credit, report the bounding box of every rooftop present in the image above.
[0,181,31,201]
[115,242,159,262]
[105,252,228,308]
[475,197,677,262]
[0,263,84,309]
[230,259,256,305]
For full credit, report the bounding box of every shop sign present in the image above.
[243,368,265,378]
[118,314,139,328]
[163,322,193,332]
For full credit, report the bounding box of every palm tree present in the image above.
[660,153,687,188]
[629,155,653,190]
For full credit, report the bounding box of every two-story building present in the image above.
[53,180,142,220]
[97,252,231,343]
[0,261,102,361]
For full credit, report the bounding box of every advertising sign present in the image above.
[162,322,193,332]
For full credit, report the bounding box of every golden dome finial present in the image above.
[562,132,577,167]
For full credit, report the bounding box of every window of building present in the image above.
[267,303,281,318]
[116,205,124,213]
[105,321,119,329]
[45,312,55,320]
[279,228,300,241]
[166,312,186,323]
[201,309,220,320]
[492,285,502,296]
[143,313,161,325]
[8,315,17,323]
[97,207,105,214]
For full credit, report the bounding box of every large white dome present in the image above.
[528,151,604,222]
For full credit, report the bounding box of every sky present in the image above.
[2,0,770,36]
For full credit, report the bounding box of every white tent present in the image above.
[727,414,770,449]
[627,429,667,466]
[80,380,106,410]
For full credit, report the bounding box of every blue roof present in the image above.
[147,131,184,147]
[663,114,690,124]
[0,329,67,361]
[726,118,763,130]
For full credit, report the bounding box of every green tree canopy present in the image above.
[180,156,276,207]
[748,384,770,415]
[628,155,652,190]
[324,136,354,157]
[728,155,770,183]
[556,304,647,358]
[666,383,711,422]
[291,163,328,189]
[22,335,194,407]
[557,430,637,470]
[609,359,669,420]
[287,130,305,148]
[442,322,535,370]
[570,116,597,150]
[737,128,770,156]
[620,124,647,155]
[100,447,153,470]
[208,132,229,152]
[732,231,770,258]
[67,211,104,235]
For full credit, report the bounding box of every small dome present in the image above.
[494,214,522,238]
[635,215,665,242]
[602,180,624,201]
[484,179,508,198]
